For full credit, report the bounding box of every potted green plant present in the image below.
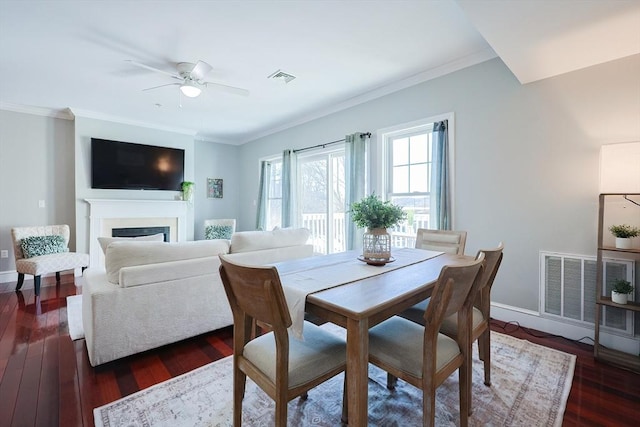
[181,181,195,203]
[609,224,639,249]
[611,278,634,304]
[350,194,406,263]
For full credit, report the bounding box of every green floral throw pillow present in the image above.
[205,225,233,240]
[21,235,68,258]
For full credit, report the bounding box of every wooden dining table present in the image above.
[274,248,470,427]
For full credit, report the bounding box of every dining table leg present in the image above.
[347,317,369,427]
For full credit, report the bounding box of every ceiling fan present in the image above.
[125,59,249,98]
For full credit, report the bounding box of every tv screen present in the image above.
[91,138,185,190]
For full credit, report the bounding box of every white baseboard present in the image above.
[492,302,640,355]
[0,270,17,284]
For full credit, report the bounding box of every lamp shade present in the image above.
[180,81,202,98]
[599,142,640,194]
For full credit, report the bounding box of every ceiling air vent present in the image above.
[268,69,296,83]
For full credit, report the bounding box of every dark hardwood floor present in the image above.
[1,274,639,427]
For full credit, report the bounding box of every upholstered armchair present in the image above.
[11,225,89,296]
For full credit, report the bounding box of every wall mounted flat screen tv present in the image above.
[91,138,185,190]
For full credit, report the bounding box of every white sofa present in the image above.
[82,227,313,366]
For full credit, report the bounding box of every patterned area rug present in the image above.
[94,325,575,427]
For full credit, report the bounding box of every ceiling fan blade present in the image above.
[125,60,181,80]
[142,83,180,92]
[190,60,213,81]
[204,81,250,97]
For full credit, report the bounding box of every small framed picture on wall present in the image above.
[207,178,223,198]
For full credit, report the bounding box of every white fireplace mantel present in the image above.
[85,199,188,267]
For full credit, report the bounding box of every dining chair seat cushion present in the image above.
[243,320,346,388]
[402,300,484,335]
[440,306,484,337]
[369,316,460,377]
[400,298,430,324]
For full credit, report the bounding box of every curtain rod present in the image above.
[293,132,371,154]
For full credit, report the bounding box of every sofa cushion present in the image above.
[98,233,165,255]
[20,235,68,258]
[230,227,310,254]
[105,240,230,285]
[205,225,234,240]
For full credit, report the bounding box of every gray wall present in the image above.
[193,139,241,239]
[1,54,638,315]
[238,55,640,311]
[0,110,75,278]
[0,111,243,280]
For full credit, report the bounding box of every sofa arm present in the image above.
[119,256,219,288]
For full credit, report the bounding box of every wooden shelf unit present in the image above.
[594,193,640,373]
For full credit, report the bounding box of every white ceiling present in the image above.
[0,0,638,144]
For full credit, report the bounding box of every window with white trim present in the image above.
[265,158,282,231]
[379,114,454,248]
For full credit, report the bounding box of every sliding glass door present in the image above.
[299,149,346,254]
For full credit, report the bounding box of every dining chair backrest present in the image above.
[425,252,485,327]
[219,254,292,335]
[473,243,504,311]
[415,229,467,255]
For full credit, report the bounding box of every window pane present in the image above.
[269,163,282,198]
[300,159,327,212]
[393,137,409,166]
[393,165,409,193]
[332,155,345,214]
[332,154,346,253]
[267,199,281,230]
[388,195,431,248]
[410,134,428,163]
[410,164,429,193]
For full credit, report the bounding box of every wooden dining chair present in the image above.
[401,244,503,386]
[368,254,484,427]
[399,229,468,321]
[415,229,467,254]
[218,254,347,427]
[439,243,504,387]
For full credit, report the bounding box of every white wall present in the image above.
[238,55,640,312]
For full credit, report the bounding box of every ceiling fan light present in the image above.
[180,81,201,98]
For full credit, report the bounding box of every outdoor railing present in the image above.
[302,213,430,254]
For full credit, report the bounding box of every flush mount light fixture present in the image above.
[268,69,296,83]
[180,80,202,98]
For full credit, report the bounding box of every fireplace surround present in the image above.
[85,199,188,267]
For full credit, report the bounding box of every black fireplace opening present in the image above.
[112,226,170,242]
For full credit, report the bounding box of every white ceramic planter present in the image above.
[615,237,632,249]
[611,291,629,304]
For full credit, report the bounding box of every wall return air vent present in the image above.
[268,69,296,83]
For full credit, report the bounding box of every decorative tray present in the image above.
[357,255,396,266]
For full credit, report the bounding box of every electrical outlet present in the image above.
[38,200,46,208]
[0,250,8,258]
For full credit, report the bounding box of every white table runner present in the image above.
[278,248,443,339]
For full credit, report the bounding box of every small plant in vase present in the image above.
[609,224,639,250]
[181,181,195,203]
[350,194,406,264]
[611,279,634,305]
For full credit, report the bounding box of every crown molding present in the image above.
[68,108,198,136]
[240,47,497,144]
[0,102,74,120]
